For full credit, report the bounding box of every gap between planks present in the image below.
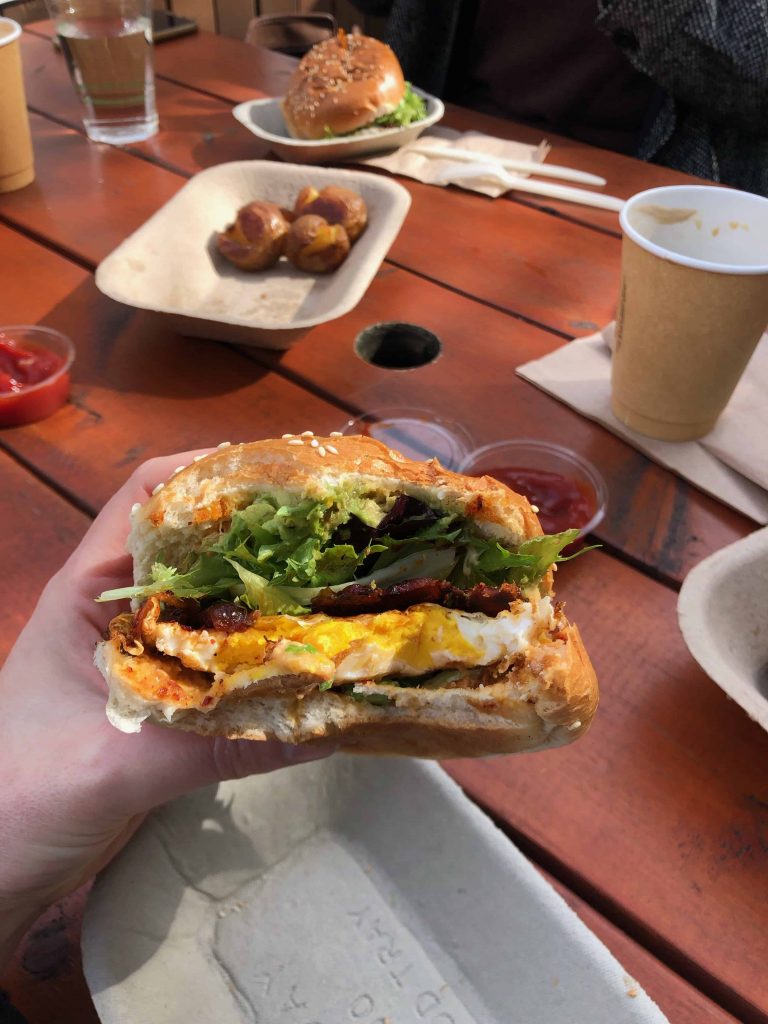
[463,795,767,1024]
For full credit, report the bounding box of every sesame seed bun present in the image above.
[95,435,598,758]
[282,34,406,140]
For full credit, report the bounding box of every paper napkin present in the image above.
[516,324,768,524]
[361,128,550,197]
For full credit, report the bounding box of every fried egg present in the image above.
[140,596,557,698]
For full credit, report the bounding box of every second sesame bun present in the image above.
[282,34,406,140]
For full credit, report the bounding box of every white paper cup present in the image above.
[612,184,768,442]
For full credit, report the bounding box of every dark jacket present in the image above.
[352,0,768,196]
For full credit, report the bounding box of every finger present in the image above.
[208,736,338,783]
[101,727,337,816]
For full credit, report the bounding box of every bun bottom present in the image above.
[96,624,597,759]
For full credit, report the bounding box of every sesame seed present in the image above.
[310,438,319,448]
[282,433,295,439]
[531,504,540,513]
[287,439,304,446]
[173,465,185,475]
[301,430,314,437]
[130,502,141,514]
[330,431,343,437]
[193,455,206,462]
[318,446,327,456]
[152,483,164,495]
[326,444,338,455]
[217,441,231,448]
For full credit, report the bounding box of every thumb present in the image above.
[101,727,337,819]
[206,735,338,783]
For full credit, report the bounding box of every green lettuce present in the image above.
[371,82,427,128]
[98,489,593,612]
[453,529,589,589]
[323,82,427,138]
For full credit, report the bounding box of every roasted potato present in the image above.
[286,215,351,273]
[293,185,368,243]
[216,201,290,271]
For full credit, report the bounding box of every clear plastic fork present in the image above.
[434,161,625,212]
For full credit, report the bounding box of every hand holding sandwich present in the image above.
[0,452,334,967]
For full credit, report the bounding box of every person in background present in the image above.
[351,0,768,196]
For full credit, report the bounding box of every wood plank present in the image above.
[0,114,183,267]
[157,23,296,99]
[542,870,741,1024]
[0,220,90,318]
[0,454,89,664]
[20,43,622,337]
[440,102,708,236]
[20,32,275,173]
[383,174,621,335]
[0,277,350,513]
[0,155,746,582]
[24,18,296,97]
[11,43,749,577]
[25,21,707,239]
[145,32,711,247]
[256,265,752,583]
[446,548,768,1023]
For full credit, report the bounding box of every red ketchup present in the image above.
[0,337,70,427]
[481,467,595,535]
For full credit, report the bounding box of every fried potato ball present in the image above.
[216,201,290,271]
[293,185,368,243]
[285,214,351,273]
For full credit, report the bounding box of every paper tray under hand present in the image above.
[82,757,667,1023]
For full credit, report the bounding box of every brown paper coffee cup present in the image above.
[0,18,34,193]
[612,186,768,442]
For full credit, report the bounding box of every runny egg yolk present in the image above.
[149,598,553,690]
[211,607,481,676]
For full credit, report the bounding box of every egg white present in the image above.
[147,596,556,693]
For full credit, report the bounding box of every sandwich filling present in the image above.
[100,486,585,729]
[323,83,427,138]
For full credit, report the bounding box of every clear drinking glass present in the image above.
[46,0,158,144]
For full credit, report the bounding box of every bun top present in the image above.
[129,435,543,587]
[282,34,405,140]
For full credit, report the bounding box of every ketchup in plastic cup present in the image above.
[459,440,607,543]
[0,326,74,427]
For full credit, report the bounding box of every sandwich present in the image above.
[96,435,598,758]
[281,31,427,140]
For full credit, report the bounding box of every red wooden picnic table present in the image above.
[0,23,765,1024]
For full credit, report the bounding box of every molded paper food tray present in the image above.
[83,757,667,1023]
[679,525,768,731]
[232,89,444,165]
[95,161,411,349]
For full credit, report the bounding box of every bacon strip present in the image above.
[311,579,521,617]
[139,594,256,634]
[340,493,439,552]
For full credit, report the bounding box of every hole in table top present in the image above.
[354,322,441,370]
